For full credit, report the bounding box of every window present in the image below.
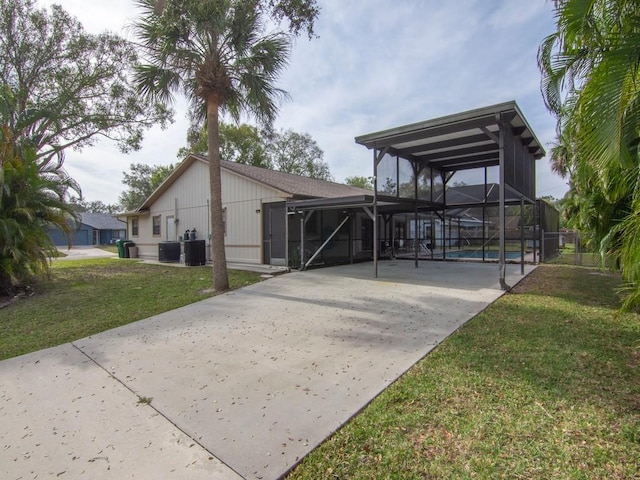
[131,217,139,236]
[152,215,161,236]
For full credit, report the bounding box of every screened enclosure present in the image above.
[287,102,556,289]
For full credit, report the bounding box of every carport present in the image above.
[287,101,546,289]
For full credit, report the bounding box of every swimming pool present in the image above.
[445,250,522,260]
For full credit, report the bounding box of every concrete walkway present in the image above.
[55,245,117,260]
[0,261,534,479]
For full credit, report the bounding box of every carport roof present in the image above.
[354,101,545,172]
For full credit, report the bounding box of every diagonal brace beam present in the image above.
[304,216,350,270]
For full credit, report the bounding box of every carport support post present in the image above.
[373,148,387,278]
[414,162,419,267]
[300,215,305,270]
[520,197,525,275]
[498,113,510,290]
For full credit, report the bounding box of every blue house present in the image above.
[48,212,126,246]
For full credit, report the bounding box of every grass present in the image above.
[2,259,638,477]
[546,243,603,267]
[0,258,261,360]
[287,265,640,479]
[97,245,118,254]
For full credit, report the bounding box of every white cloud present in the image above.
[34,0,566,203]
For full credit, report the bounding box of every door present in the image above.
[166,216,176,241]
[262,202,287,266]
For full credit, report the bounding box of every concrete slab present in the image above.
[55,246,117,261]
[68,261,533,479]
[0,344,242,479]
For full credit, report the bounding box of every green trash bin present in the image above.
[115,239,128,258]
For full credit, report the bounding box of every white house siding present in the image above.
[130,160,209,259]
[222,169,288,264]
[129,159,288,264]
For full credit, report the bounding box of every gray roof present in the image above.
[214,156,372,199]
[80,212,126,230]
[355,101,545,172]
[134,154,372,212]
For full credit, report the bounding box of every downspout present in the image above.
[174,197,178,241]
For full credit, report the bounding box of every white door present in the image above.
[166,216,176,241]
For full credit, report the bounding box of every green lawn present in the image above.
[287,265,640,479]
[2,260,638,478]
[0,258,261,360]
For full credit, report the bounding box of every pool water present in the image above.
[445,250,522,260]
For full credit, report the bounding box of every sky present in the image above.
[37,0,567,205]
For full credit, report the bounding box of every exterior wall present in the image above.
[128,160,288,264]
[223,169,285,264]
[99,229,126,245]
[48,224,91,246]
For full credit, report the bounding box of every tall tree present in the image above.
[539,0,640,309]
[134,0,317,291]
[0,0,171,158]
[344,175,372,190]
[177,122,271,168]
[69,198,121,214]
[178,122,335,178]
[118,163,174,211]
[0,85,80,294]
[268,129,332,180]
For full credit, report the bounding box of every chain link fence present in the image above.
[542,231,605,267]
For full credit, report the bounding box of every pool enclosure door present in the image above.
[263,202,287,266]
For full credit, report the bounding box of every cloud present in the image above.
[37,0,566,202]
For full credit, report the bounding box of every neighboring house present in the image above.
[48,212,126,246]
[118,154,372,265]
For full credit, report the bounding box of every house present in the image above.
[48,212,126,246]
[119,102,558,277]
[118,154,372,265]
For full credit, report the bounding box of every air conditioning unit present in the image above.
[158,241,181,262]
[184,240,206,266]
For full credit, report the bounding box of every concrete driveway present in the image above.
[0,261,534,479]
[55,245,117,260]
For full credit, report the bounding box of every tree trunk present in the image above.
[207,99,230,291]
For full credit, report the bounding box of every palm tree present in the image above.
[0,85,80,293]
[539,0,640,308]
[134,0,290,291]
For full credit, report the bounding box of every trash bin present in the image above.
[128,245,138,258]
[115,239,128,258]
[122,240,134,258]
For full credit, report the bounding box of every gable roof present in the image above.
[80,212,126,230]
[134,154,372,211]
[214,155,372,199]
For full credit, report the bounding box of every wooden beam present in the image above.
[395,133,492,155]
[416,143,499,163]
